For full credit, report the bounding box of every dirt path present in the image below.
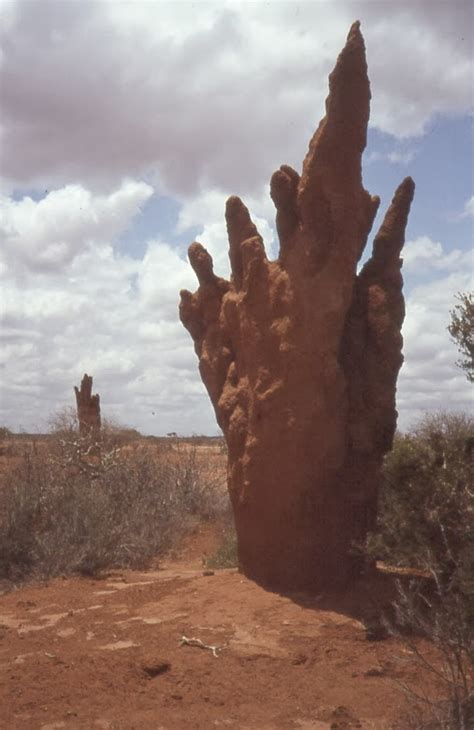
[0,528,434,729]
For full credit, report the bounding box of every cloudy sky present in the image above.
[0,0,472,435]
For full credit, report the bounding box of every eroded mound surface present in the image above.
[180,22,415,591]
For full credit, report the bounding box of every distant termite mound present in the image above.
[74,374,101,436]
[180,22,415,592]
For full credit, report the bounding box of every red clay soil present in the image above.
[0,525,440,730]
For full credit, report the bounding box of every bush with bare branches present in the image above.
[391,575,473,729]
[368,412,473,729]
[0,419,227,583]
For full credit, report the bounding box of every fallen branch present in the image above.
[179,635,220,658]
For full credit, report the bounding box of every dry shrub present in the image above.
[369,412,474,729]
[168,440,229,520]
[204,518,238,569]
[389,575,473,730]
[373,412,473,575]
[0,423,228,583]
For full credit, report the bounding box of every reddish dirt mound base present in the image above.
[0,526,439,729]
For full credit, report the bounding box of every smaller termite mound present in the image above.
[74,374,101,436]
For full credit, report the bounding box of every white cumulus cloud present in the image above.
[0,1,473,437]
[460,195,474,218]
[398,269,473,430]
[0,181,153,274]
[0,1,472,197]
[0,181,217,434]
[403,235,473,273]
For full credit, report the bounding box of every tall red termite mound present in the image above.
[74,374,101,436]
[180,22,415,591]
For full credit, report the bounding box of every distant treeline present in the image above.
[0,425,223,447]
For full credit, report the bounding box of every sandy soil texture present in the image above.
[0,525,439,730]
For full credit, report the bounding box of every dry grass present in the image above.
[0,428,228,583]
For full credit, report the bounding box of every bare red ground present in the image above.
[0,524,440,730]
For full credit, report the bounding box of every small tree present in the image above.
[448,292,474,383]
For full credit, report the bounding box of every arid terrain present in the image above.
[1,430,470,729]
[0,9,472,730]
[1,519,443,730]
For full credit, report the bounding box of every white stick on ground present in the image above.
[179,635,220,658]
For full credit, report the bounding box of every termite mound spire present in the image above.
[179,22,415,592]
[74,374,101,436]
